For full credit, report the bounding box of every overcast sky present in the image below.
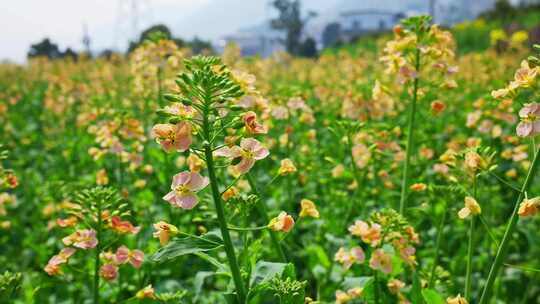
[0,0,336,63]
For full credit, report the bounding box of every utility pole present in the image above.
[113,0,153,50]
[82,23,91,56]
[429,0,436,22]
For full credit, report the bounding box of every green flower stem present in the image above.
[374,271,381,304]
[399,48,421,215]
[228,225,269,231]
[246,173,288,263]
[428,201,447,287]
[479,146,540,304]
[93,197,103,304]
[465,216,475,299]
[345,132,364,222]
[465,174,478,299]
[203,115,246,303]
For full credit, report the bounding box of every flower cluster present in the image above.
[88,115,147,171]
[152,56,271,211]
[335,209,420,276]
[44,188,144,281]
[491,47,540,137]
[380,16,457,86]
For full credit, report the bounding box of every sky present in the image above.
[0,0,336,63]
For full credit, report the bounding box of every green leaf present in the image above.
[342,276,373,289]
[249,261,295,287]
[151,232,223,263]
[422,289,445,304]
[411,271,424,304]
[193,252,229,273]
[305,245,331,268]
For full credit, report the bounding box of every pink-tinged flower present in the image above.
[387,279,405,294]
[243,111,267,134]
[513,60,537,88]
[152,122,192,152]
[115,245,144,268]
[163,103,195,118]
[163,171,209,209]
[214,138,269,174]
[62,229,98,249]
[136,285,156,299]
[334,247,365,269]
[348,220,381,246]
[369,249,393,274]
[352,144,371,168]
[268,211,295,232]
[100,263,118,281]
[516,103,540,137]
[110,216,140,234]
[44,248,76,276]
[153,221,179,245]
[399,245,417,267]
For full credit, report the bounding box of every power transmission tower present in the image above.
[429,0,436,22]
[82,23,91,56]
[113,0,153,51]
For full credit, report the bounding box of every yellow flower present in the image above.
[335,290,351,304]
[439,149,457,166]
[409,183,427,192]
[447,294,468,304]
[489,29,507,45]
[153,221,179,246]
[222,186,239,202]
[96,169,109,185]
[510,30,528,47]
[268,211,295,232]
[458,196,481,219]
[518,197,539,217]
[299,199,319,218]
[278,158,297,176]
[136,285,155,299]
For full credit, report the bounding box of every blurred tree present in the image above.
[481,0,517,20]
[299,37,317,57]
[270,0,316,56]
[62,48,78,61]
[127,24,211,54]
[27,38,61,59]
[322,22,341,48]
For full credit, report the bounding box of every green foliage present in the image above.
[152,232,224,263]
[422,288,446,304]
[0,271,22,299]
[247,262,305,304]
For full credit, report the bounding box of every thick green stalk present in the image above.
[93,198,102,304]
[465,216,475,298]
[246,173,287,262]
[478,146,540,304]
[202,115,246,303]
[399,48,421,215]
[428,201,447,287]
[374,271,380,304]
[465,175,478,299]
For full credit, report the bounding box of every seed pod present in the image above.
[163,93,181,103]
[169,117,181,124]
[231,157,242,165]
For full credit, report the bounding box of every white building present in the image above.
[216,22,285,57]
[339,9,405,41]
